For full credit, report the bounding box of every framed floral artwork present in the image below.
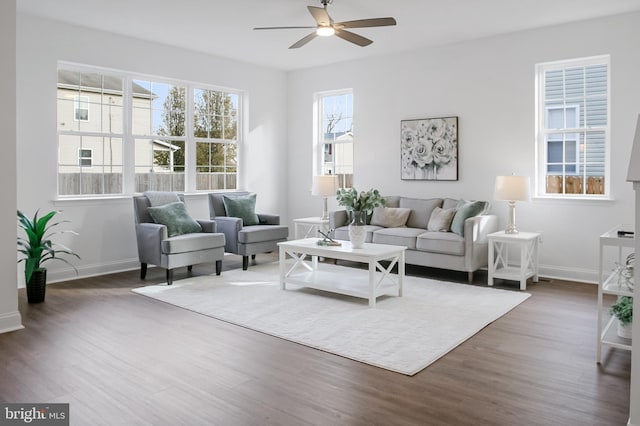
[401,116,458,181]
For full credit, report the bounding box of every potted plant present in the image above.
[609,296,633,339]
[17,209,79,303]
[336,188,385,248]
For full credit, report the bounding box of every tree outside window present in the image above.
[316,90,353,188]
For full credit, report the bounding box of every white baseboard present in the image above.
[0,311,24,334]
[17,258,141,288]
[21,259,601,287]
[48,258,141,283]
[538,263,598,284]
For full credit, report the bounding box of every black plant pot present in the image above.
[26,269,47,304]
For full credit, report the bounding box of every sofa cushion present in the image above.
[334,225,383,243]
[161,232,225,254]
[442,198,460,210]
[383,196,400,208]
[427,207,456,232]
[372,227,425,249]
[399,197,443,229]
[223,193,259,226]
[416,231,465,256]
[148,201,203,237]
[451,200,489,237]
[238,224,289,244]
[370,207,412,228]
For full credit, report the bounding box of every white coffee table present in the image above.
[278,238,406,307]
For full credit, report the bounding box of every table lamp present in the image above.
[312,175,338,220]
[494,175,530,234]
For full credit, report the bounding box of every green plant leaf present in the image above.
[17,209,79,283]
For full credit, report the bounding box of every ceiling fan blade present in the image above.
[334,29,373,47]
[307,6,332,26]
[254,26,316,30]
[338,17,397,29]
[289,32,318,49]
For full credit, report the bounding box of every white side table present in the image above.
[294,217,330,239]
[488,231,541,290]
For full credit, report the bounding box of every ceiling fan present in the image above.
[253,0,397,49]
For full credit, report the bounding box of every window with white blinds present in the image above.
[535,55,610,197]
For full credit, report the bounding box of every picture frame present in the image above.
[401,116,458,181]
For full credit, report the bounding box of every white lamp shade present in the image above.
[312,175,338,197]
[494,175,530,201]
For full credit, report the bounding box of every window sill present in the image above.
[53,191,232,206]
[53,195,132,207]
[532,195,614,202]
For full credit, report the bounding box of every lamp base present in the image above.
[505,201,518,234]
[504,226,519,234]
[321,197,329,220]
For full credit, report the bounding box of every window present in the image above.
[74,95,89,121]
[132,79,187,192]
[57,63,243,197]
[78,149,92,167]
[57,69,124,195]
[315,90,353,188]
[535,55,609,197]
[194,88,238,191]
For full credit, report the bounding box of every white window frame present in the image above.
[74,95,89,121]
[193,87,240,191]
[57,62,244,198]
[534,55,610,199]
[545,104,579,174]
[78,148,92,167]
[313,89,354,189]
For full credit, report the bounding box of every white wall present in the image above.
[287,12,640,283]
[16,14,288,283]
[0,1,23,333]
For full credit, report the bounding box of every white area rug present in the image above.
[132,262,530,375]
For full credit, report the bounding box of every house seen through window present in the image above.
[535,55,609,197]
[56,64,241,196]
[315,90,353,189]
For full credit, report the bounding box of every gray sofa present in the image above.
[329,196,498,282]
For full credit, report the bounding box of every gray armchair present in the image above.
[133,193,226,285]
[208,191,288,270]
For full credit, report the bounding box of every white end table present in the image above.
[294,217,330,239]
[488,231,541,290]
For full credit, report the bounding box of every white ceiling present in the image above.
[17,0,640,71]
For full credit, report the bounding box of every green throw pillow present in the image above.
[450,200,488,236]
[147,201,202,237]
[223,193,259,226]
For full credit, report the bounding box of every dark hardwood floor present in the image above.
[0,254,631,425]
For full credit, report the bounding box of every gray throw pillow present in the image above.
[427,207,456,232]
[223,193,259,226]
[450,200,488,236]
[148,201,202,237]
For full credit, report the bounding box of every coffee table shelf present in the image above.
[278,238,406,307]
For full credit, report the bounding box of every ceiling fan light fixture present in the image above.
[316,26,335,37]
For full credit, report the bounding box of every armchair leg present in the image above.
[251,254,256,260]
[167,269,174,285]
[188,265,193,272]
[468,271,474,284]
[242,256,249,270]
[141,263,147,280]
[216,260,222,276]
